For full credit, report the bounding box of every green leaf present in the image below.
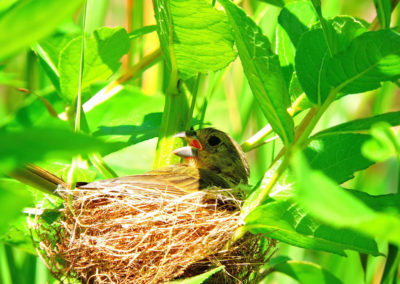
[292,151,400,246]
[374,0,392,29]
[345,190,400,214]
[59,26,130,104]
[219,0,294,145]
[34,33,77,92]
[128,25,157,39]
[166,266,224,283]
[154,0,236,79]
[313,111,400,138]
[258,0,285,7]
[296,27,400,105]
[86,86,164,146]
[277,1,318,85]
[327,30,400,96]
[304,134,373,183]
[295,17,368,104]
[0,179,32,236]
[273,260,342,284]
[245,200,380,256]
[0,0,84,61]
[0,128,120,171]
[362,122,400,162]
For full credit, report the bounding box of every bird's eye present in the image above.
[207,135,221,146]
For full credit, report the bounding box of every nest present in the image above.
[32,184,275,283]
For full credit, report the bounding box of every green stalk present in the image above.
[227,89,339,248]
[67,0,88,186]
[153,1,189,169]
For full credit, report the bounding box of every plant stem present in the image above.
[228,89,339,247]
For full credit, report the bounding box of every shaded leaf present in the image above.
[273,260,342,284]
[245,200,380,256]
[167,266,224,283]
[313,111,400,138]
[0,128,120,171]
[0,0,84,61]
[374,0,392,29]
[277,1,318,85]
[258,0,285,7]
[292,151,400,246]
[219,0,294,145]
[345,189,400,214]
[59,26,130,104]
[304,134,373,183]
[295,17,369,104]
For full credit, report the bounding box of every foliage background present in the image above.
[0,0,399,283]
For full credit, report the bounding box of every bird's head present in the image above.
[173,128,250,186]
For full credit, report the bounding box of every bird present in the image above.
[10,128,250,197]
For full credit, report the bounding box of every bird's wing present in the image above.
[78,164,230,196]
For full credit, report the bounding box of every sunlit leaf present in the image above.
[292,151,400,246]
[0,179,32,236]
[0,0,84,61]
[59,26,130,104]
[245,199,380,256]
[219,0,294,145]
[0,128,120,171]
[362,122,399,162]
[313,111,400,138]
[272,260,342,284]
[154,0,236,79]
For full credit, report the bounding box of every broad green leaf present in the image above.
[166,266,224,283]
[374,0,392,29]
[219,0,294,145]
[345,190,400,214]
[0,179,32,235]
[304,134,373,183]
[295,17,368,104]
[292,151,400,246]
[5,91,65,130]
[297,28,400,104]
[313,111,400,138]
[59,27,130,104]
[154,0,236,79]
[34,33,77,92]
[245,200,380,256]
[277,1,318,84]
[86,86,164,146]
[327,30,400,96]
[362,122,400,162]
[273,261,342,284]
[0,128,120,171]
[0,0,84,61]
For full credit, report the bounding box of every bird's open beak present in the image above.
[172,146,198,158]
[173,130,203,150]
[173,130,202,158]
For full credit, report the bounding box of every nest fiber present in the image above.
[36,184,248,283]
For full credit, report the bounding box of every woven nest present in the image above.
[32,184,275,283]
